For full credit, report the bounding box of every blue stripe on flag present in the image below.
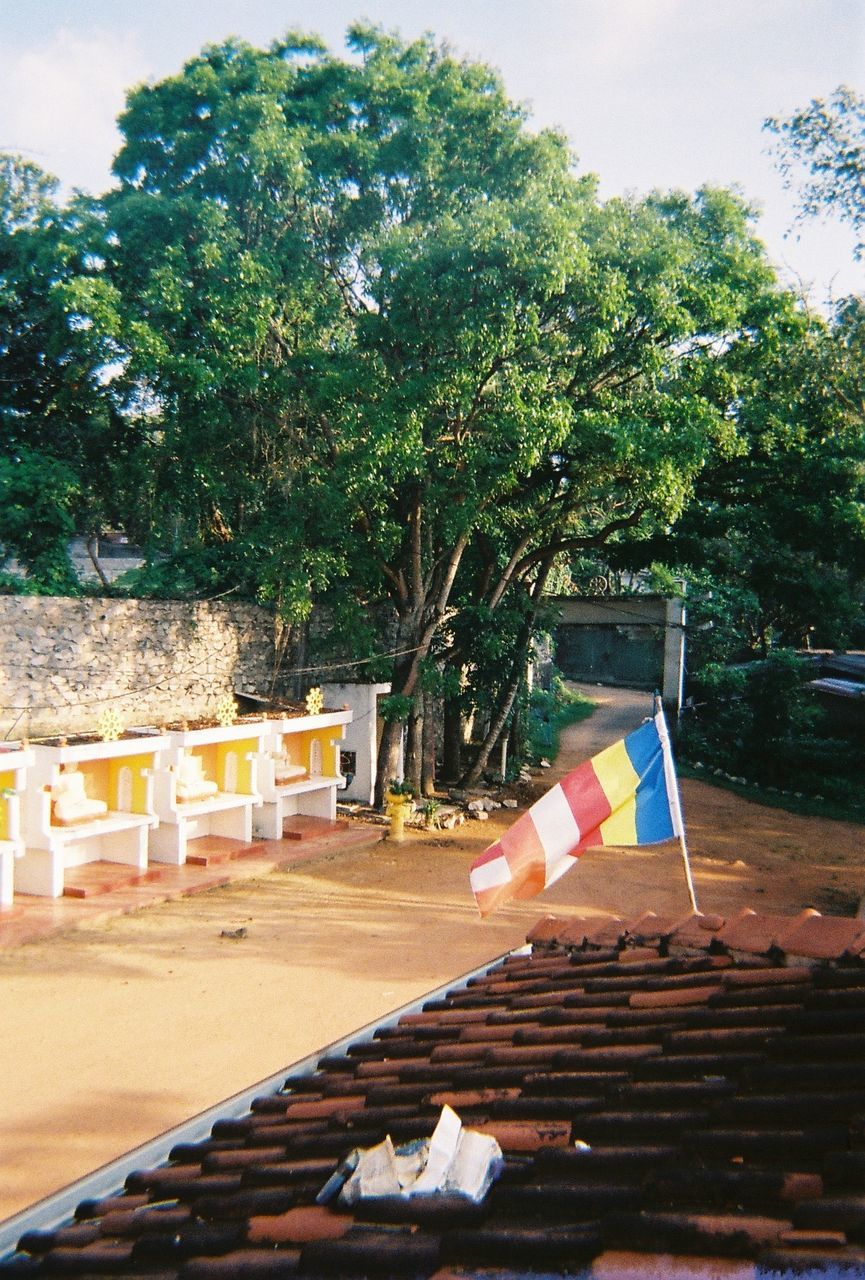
[624,718,676,844]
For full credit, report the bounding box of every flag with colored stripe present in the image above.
[469,706,684,917]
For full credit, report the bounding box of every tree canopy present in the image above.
[3,27,863,794]
[766,85,865,260]
[0,153,143,587]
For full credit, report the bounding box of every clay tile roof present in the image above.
[2,905,865,1279]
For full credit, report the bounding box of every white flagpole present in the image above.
[654,694,698,914]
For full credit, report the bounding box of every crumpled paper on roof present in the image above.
[316,1104,503,1206]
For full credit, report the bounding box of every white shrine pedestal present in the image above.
[17,735,168,898]
[147,720,267,865]
[252,708,351,841]
[0,743,34,906]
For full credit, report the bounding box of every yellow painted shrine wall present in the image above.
[281,728,339,775]
[66,755,154,813]
[0,770,13,840]
[188,738,258,794]
[215,738,257,793]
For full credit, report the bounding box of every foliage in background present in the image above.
[766,85,865,259]
[679,651,865,816]
[525,676,594,766]
[0,154,144,587]
[610,291,865,657]
[0,449,80,592]
[77,25,789,798]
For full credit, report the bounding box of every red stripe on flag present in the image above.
[572,822,604,852]
[498,812,547,900]
[559,759,612,844]
[471,841,508,869]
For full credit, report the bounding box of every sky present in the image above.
[0,0,862,304]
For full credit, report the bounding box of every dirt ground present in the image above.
[1,684,863,1223]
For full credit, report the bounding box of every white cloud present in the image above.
[0,28,149,195]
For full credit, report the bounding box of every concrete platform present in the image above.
[0,822,383,951]
[282,815,349,841]
[183,835,267,866]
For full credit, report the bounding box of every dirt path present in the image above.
[1,684,863,1222]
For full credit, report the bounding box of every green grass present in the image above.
[678,759,865,826]
[526,679,595,764]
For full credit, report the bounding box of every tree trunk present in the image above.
[508,696,524,765]
[461,650,526,787]
[404,693,423,795]
[270,619,293,700]
[376,718,404,807]
[421,692,437,796]
[373,636,417,807]
[293,620,309,700]
[372,529,469,806]
[86,535,111,590]
[441,694,463,781]
[461,558,555,788]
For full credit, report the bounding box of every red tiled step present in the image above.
[184,836,267,866]
[63,863,165,898]
[281,815,348,841]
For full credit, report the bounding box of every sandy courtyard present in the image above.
[1,685,863,1222]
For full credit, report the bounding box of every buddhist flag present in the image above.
[469,705,685,917]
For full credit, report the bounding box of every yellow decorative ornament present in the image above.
[305,686,324,716]
[97,707,123,742]
[214,694,238,727]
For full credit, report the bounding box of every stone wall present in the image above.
[0,597,279,739]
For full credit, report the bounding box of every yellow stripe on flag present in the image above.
[592,738,639,845]
[599,794,637,845]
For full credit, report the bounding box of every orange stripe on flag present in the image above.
[499,811,547,900]
[468,841,513,917]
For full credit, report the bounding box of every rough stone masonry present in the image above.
[0,597,278,739]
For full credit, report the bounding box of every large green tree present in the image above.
[98,27,792,796]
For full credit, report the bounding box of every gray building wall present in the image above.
[550,595,685,711]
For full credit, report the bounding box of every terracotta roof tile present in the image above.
[628,983,722,1009]
[591,1248,756,1279]
[5,906,865,1279]
[759,1246,865,1274]
[713,908,786,954]
[247,1206,351,1246]
[602,1208,794,1253]
[778,911,865,960]
[665,912,727,947]
[181,1248,301,1276]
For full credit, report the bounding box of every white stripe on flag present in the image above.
[654,707,685,838]
[529,783,581,879]
[469,854,512,894]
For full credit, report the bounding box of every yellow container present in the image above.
[385,791,413,842]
